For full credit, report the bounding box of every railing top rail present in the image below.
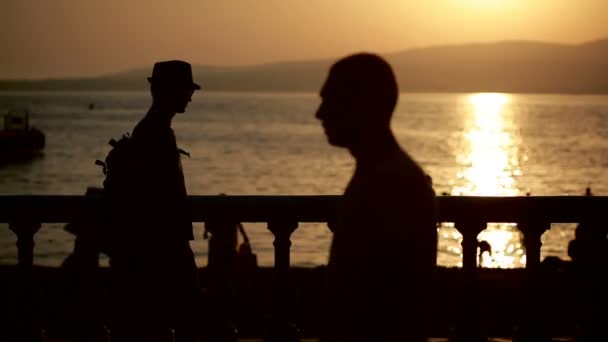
[0,194,607,223]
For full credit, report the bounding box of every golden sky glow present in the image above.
[451,0,518,10]
[1,0,607,78]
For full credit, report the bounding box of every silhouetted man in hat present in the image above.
[316,53,437,342]
[108,60,203,342]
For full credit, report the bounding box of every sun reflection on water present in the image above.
[447,93,526,268]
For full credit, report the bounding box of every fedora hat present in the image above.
[147,60,201,90]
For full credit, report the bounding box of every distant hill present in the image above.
[2,39,607,93]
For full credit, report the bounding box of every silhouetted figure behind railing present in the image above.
[61,187,109,342]
[316,53,437,342]
[104,60,203,342]
[477,240,492,266]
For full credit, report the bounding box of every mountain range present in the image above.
[2,39,608,93]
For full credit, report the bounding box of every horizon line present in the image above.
[2,36,606,82]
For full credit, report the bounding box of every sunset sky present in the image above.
[1,0,607,79]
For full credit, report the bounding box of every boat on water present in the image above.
[0,108,45,163]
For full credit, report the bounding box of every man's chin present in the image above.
[327,136,347,148]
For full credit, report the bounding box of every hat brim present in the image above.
[147,77,201,90]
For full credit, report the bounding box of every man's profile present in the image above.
[316,53,437,342]
[107,60,202,342]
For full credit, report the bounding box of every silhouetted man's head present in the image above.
[316,53,398,148]
[148,60,201,114]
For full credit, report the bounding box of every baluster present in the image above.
[513,221,551,342]
[264,220,300,342]
[8,220,45,342]
[451,220,487,342]
[9,220,40,270]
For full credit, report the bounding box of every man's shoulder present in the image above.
[133,116,174,137]
[131,121,177,154]
[375,153,430,188]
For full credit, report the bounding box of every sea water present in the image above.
[1,91,607,268]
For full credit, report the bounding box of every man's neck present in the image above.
[351,131,402,168]
[146,105,175,127]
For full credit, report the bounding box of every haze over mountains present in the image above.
[2,39,607,93]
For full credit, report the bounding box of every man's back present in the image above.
[116,115,193,241]
[327,149,436,341]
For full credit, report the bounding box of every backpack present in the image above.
[95,132,136,195]
[95,133,142,232]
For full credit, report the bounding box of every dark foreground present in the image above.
[0,264,582,341]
